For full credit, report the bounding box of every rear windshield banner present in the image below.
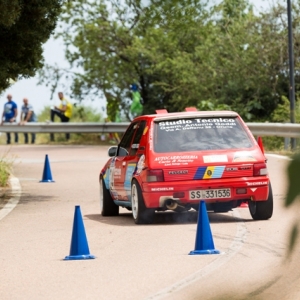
[158,118,236,132]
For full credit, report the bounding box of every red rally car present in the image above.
[99,108,273,224]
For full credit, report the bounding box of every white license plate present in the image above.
[189,188,231,200]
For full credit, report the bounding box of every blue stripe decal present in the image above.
[211,166,225,178]
[124,164,137,192]
[194,167,207,179]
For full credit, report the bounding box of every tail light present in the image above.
[147,169,164,182]
[253,163,268,176]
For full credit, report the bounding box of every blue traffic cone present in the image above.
[40,154,55,182]
[189,200,220,255]
[64,206,95,260]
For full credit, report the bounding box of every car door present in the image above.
[114,120,147,200]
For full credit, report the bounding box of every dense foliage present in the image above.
[0,0,63,91]
[38,0,300,122]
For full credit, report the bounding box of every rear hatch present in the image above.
[149,114,266,181]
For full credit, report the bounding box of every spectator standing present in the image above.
[20,98,37,144]
[50,92,72,141]
[1,94,18,144]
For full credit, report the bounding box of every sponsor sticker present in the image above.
[226,167,238,171]
[194,166,225,179]
[136,155,145,174]
[124,163,137,191]
[155,155,198,161]
[155,155,198,166]
[143,126,148,135]
[203,155,228,163]
[149,125,153,150]
[246,181,268,186]
[158,118,236,132]
[151,187,174,191]
[168,170,188,175]
[114,167,121,178]
[239,166,251,170]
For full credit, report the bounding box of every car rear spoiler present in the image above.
[155,107,198,114]
[155,109,168,114]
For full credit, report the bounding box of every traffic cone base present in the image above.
[64,205,95,261]
[40,154,55,182]
[64,254,95,260]
[189,249,220,255]
[189,200,220,256]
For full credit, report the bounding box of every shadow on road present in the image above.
[19,193,56,204]
[85,209,253,226]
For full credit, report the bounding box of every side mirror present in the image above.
[119,147,129,157]
[108,146,117,157]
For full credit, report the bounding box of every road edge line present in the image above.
[0,176,21,221]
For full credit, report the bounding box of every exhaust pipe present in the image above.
[165,199,178,210]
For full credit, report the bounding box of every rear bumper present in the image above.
[140,177,269,208]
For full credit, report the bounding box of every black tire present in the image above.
[249,182,273,220]
[131,179,155,224]
[100,176,119,216]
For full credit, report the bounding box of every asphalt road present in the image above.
[0,145,299,300]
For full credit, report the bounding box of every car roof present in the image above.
[134,108,240,122]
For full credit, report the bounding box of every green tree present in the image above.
[191,0,295,121]
[0,0,63,91]
[39,0,300,121]
[41,0,210,116]
[0,0,21,27]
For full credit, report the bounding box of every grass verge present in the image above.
[0,150,14,187]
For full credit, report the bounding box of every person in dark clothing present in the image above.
[19,98,37,144]
[1,94,18,144]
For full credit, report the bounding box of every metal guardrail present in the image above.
[0,122,130,134]
[0,122,299,138]
[246,123,300,138]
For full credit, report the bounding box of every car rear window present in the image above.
[153,117,253,153]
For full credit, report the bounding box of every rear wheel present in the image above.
[249,182,273,220]
[131,179,155,224]
[100,176,119,216]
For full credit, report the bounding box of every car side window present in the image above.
[129,121,146,156]
[117,122,138,156]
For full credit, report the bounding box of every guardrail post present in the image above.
[284,137,290,150]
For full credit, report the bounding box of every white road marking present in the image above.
[145,209,248,300]
[0,176,21,221]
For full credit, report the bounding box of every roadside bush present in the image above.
[0,151,14,187]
